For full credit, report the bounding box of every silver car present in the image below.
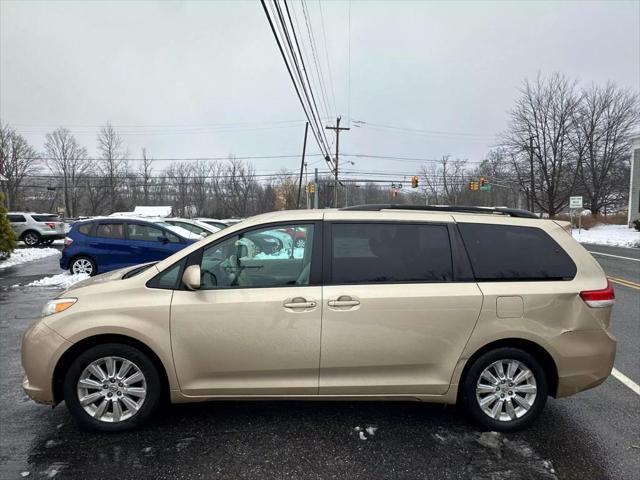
[7,212,66,247]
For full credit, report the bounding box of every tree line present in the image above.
[1,73,637,218]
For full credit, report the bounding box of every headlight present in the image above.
[42,298,77,317]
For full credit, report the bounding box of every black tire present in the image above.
[461,347,548,432]
[63,343,163,432]
[70,256,97,276]
[22,231,41,247]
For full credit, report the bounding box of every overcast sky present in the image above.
[1,0,638,179]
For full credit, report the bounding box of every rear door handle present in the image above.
[283,297,317,309]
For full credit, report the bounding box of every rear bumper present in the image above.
[59,254,70,270]
[547,329,616,397]
[40,232,65,240]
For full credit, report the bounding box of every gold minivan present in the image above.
[21,206,616,432]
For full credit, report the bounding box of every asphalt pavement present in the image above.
[0,244,638,479]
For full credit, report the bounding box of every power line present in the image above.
[316,0,337,118]
[352,120,495,139]
[260,0,334,172]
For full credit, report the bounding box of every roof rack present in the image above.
[340,204,539,219]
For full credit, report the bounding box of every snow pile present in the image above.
[0,248,61,270]
[26,273,89,288]
[572,224,640,248]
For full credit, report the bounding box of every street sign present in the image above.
[569,196,583,209]
[391,183,403,189]
[480,184,491,192]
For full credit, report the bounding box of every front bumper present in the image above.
[547,328,617,397]
[21,320,72,405]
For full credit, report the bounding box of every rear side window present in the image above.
[330,223,453,284]
[95,223,124,239]
[8,215,26,222]
[458,223,576,281]
[78,223,93,235]
[31,214,60,222]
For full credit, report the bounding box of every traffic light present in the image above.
[307,183,316,193]
[469,181,479,191]
[411,175,419,188]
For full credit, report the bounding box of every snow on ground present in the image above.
[572,224,640,248]
[0,248,61,270]
[24,272,89,288]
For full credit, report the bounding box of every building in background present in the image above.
[629,135,640,226]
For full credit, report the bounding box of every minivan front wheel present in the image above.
[63,343,162,432]
[70,256,96,276]
[461,347,548,431]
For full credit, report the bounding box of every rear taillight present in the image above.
[45,222,55,229]
[580,280,615,308]
[63,237,73,248]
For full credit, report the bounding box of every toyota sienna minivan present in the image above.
[21,205,616,432]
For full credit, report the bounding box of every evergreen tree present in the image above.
[0,192,17,259]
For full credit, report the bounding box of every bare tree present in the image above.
[139,148,154,205]
[573,83,639,214]
[501,73,581,217]
[0,124,39,210]
[97,123,127,212]
[44,128,90,218]
[421,155,468,205]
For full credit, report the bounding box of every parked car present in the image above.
[59,217,199,276]
[193,218,232,230]
[164,218,220,238]
[8,212,66,247]
[22,205,615,432]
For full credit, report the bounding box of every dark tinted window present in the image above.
[148,259,185,289]
[78,223,93,235]
[95,223,124,239]
[458,223,576,281]
[31,214,60,222]
[331,223,453,284]
[8,215,26,222]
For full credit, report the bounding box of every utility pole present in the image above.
[313,168,319,209]
[296,123,309,209]
[326,116,350,207]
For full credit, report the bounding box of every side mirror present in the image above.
[182,265,201,290]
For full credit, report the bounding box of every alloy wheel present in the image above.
[72,258,94,275]
[24,233,39,246]
[76,356,147,423]
[475,359,537,422]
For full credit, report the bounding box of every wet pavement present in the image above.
[1,248,638,479]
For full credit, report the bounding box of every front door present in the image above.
[319,220,483,396]
[170,222,322,396]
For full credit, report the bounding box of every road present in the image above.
[0,244,638,479]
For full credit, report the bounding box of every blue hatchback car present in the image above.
[61,218,198,276]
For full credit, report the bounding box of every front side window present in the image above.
[199,224,314,289]
[330,223,453,284]
[95,223,124,239]
[458,223,576,281]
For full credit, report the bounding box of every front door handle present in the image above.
[283,297,317,309]
[328,296,360,308]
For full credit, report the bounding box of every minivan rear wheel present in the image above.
[63,343,162,432]
[461,347,548,431]
[70,256,96,276]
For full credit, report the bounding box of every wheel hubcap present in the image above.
[77,356,147,423]
[475,359,537,422]
[72,259,93,275]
